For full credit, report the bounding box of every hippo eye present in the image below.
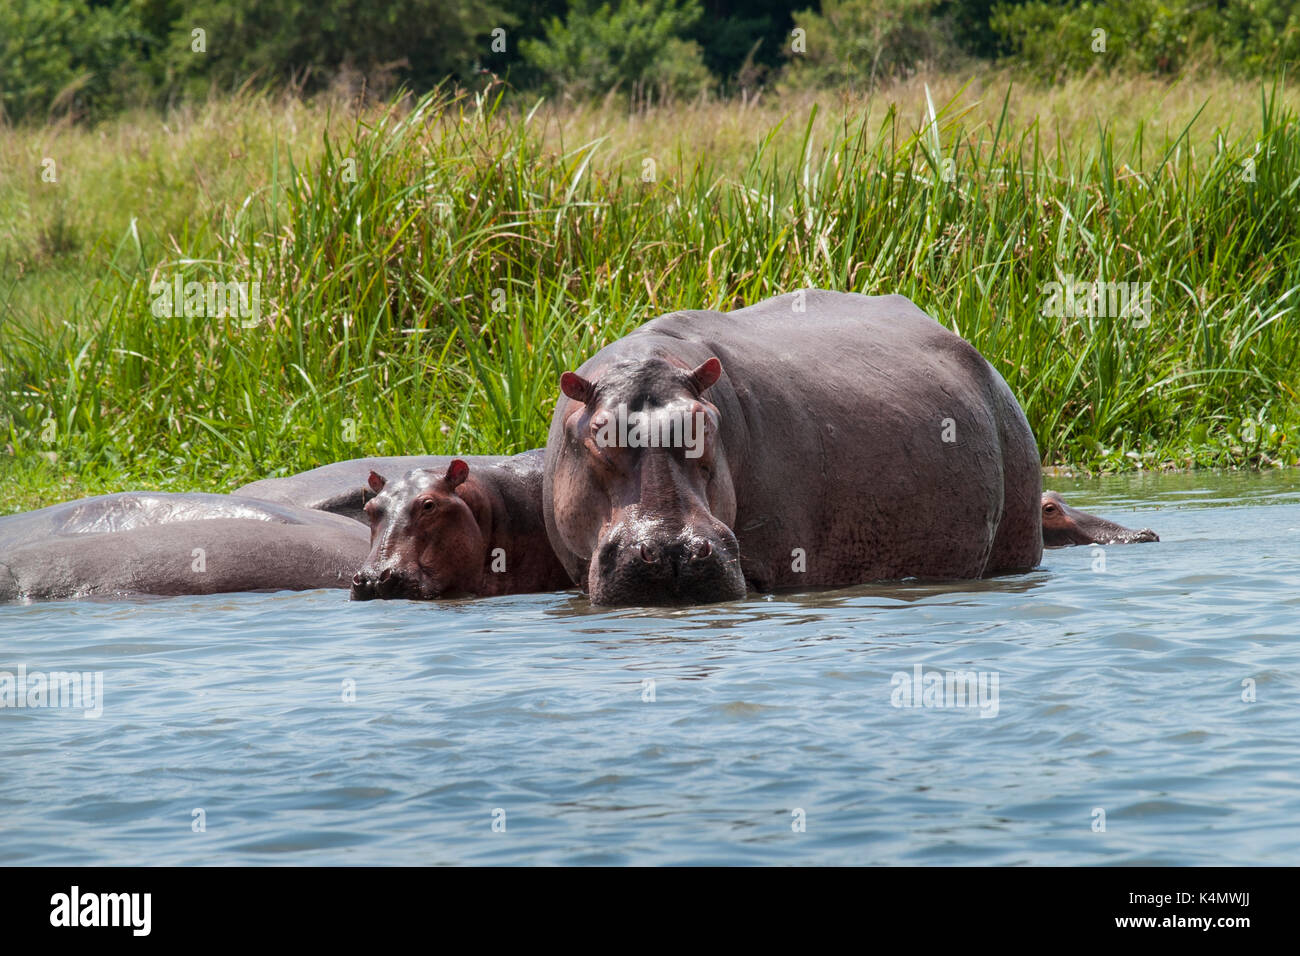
[422,500,435,512]
[1043,504,1057,514]
[583,436,621,470]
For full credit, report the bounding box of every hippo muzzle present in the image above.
[589,513,745,605]
[350,563,439,601]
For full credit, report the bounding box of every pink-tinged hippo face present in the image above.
[552,356,746,605]
[350,461,486,600]
[1041,491,1159,547]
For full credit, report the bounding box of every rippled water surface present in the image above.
[2,470,1298,865]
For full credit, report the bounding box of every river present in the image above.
[2,469,1297,864]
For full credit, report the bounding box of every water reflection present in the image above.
[1047,466,1300,509]
[544,568,1053,623]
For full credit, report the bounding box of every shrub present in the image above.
[783,0,964,90]
[0,0,148,122]
[521,0,711,102]
[990,0,1300,79]
[163,0,507,98]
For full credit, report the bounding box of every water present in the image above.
[2,470,1298,865]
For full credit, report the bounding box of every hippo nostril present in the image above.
[349,575,375,601]
[378,568,391,583]
[640,543,658,564]
[694,539,713,560]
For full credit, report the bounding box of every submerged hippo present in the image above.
[235,454,503,523]
[0,492,367,603]
[351,452,573,600]
[543,289,1043,605]
[0,490,326,550]
[1041,491,1159,546]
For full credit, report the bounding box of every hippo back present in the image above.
[0,492,369,603]
[234,455,509,522]
[0,491,359,553]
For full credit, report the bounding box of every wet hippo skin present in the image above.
[1041,491,1159,546]
[543,289,1044,605]
[0,492,368,603]
[235,455,506,523]
[351,452,574,600]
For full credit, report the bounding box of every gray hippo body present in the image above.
[0,491,343,551]
[0,492,367,603]
[235,455,504,522]
[544,289,1044,605]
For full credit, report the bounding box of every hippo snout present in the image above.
[350,565,417,601]
[590,520,745,606]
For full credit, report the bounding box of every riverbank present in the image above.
[2,70,1298,515]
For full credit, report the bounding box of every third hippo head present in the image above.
[1041,491,1159,547]
[547,355,746,606]
[351,460,487,601]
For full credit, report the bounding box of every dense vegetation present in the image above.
[3,0,1299,122]
[1,3,1297,512]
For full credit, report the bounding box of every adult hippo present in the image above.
[351,452,573,600]
[0,490,335,550]
[0,492,368,603]
[1041,491,1159,546]
[543,289,1043,605]
[235,454,503,523]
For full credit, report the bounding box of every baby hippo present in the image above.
[350,452,573,601]
[1041,491,1159,546]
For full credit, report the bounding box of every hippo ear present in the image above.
[445,459,470,489]
[368,471,387,494]
[560,371,595,405]
[688,357,722,395]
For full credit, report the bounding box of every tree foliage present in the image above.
[1,0,1297,122]
[991,0,1300,78]
[784,0,962,89]
[521,0,711,101]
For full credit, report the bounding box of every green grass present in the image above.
[2,73,1299,514]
